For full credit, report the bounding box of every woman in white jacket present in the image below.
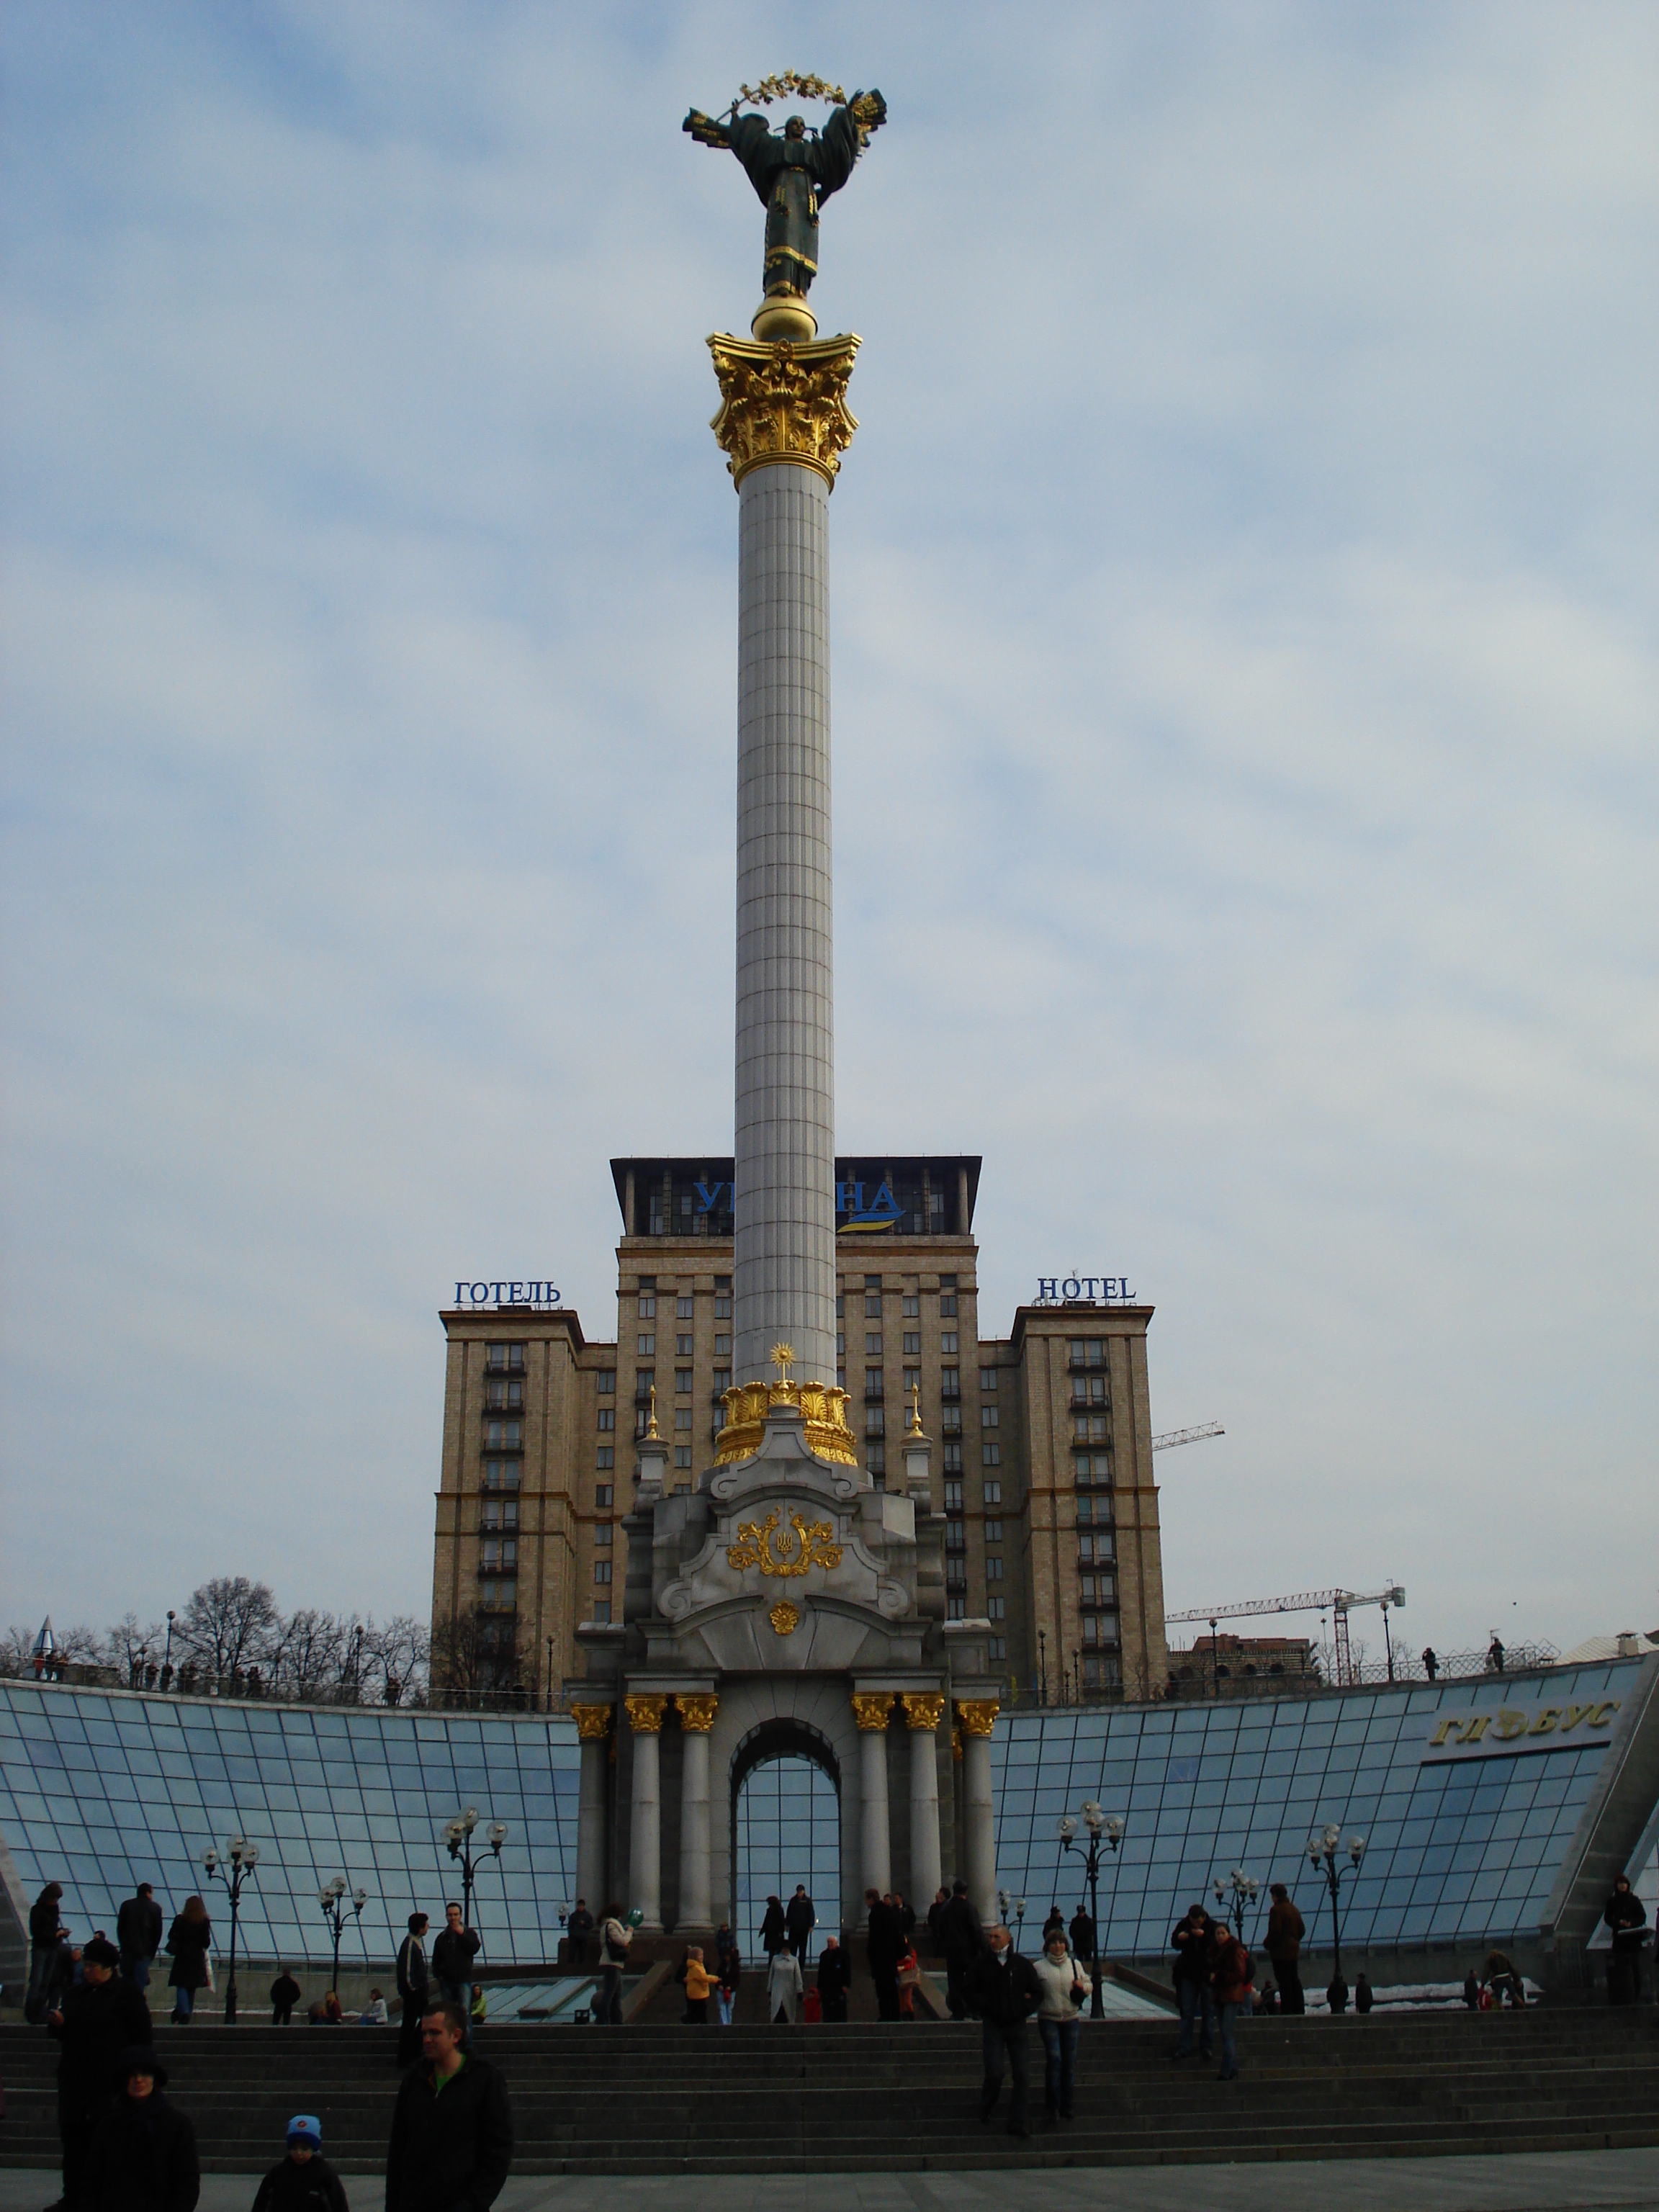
[767,1943,804,2024]
[1031,1930,1089,2120]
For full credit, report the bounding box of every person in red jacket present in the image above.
[1210,1926,1254,2082]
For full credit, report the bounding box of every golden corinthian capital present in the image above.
[900,1692,947,1732]
[850,1691,895,1732]
[570,1702,613,1742]
[675,1694,719,1732]
[624,1693,668,1735]
[955,1699,1000,1739]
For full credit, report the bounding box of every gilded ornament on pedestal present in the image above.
[714,1375,857,1465]
[769,1599,801,1637]
[900,1691,947,1732]
[850,1691,895,1732]
[955,1699,1000,1739]
[725,1507,842,1578]
[624,1693,668,1735]
[675,1693,719,1732]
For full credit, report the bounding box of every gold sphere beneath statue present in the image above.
[751,289,817,343]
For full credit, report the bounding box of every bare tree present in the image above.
[0,1626,32,1677]
[268,1608,345,1702]
[104,1614,168,1688]
[364,1615,430,1707]
[430,1609,534,1708]
[174,1577,279,1686]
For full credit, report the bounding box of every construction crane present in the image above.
[1166,1583,1407,1688]
[1150,1422,1224,1452]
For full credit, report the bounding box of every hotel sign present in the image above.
[1034,1277,1137,1305]
[451,1282,562,1309]
[1420,1699,1620,1762]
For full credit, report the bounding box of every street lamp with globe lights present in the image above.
[202,1837,258,2023]
[445,1808,508,1941]
[1211,1868,1259,1941]
[1058,1802,1124,2020]
[318,1875,368,1995]
[1306,1826,1366,1994]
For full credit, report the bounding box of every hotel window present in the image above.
[598,1370,616,1394]
[1069,1337,1105,1370]
[714,1279,732,1319]
[482,1419,522,1450]
[1071,1373,1108,1408]
[638,1287,657,1317]
[595,1485,613,1509]
[715,1333,732,1357]
[940,1331,958,1354]
[836,1292,845,1318]
[597,1408,616,1432]
[982,1442,1000,1467]
[983,1480,1002,1506]
[480,1498,518,1532]
[940,1368,960,1402]
[675,1370,693,1394]
[941,1406,962,1435]
[675,1334,693,1357]
[948,1596,966,1622]
[984,1519,1004,1543]
[938,1277,958,1318]
[945,1524,966,1553]
[867,1442,886,1477]
[866,1331,882,1356]
[593,1519,614,1549]
[635,1367,655,1400]
[986,1557,1004,1581]
[988,1636,1007,1661]
[594,1559,612,1585]
[1075,1452,1111,1485]
[713,1368,732,1395]
[943,1442,963,1472]
[979,1368,997,1393]
[903,1331,921,1356]
[482,1459,520,1491]
[987,1595,1005,1620]
[483,1377,523,1411]
[638,1332,655,1356]
[675,1407,692,1431]
[1073,1413,1108,1443]
[865,1368,884,1401]
[479,1580,516,1611]
[981,1404,999,1429]
[903,1367,920,1398]
[943,1480,963,1513]
[677,1296,694,1320]
[864,1276,882,1318]
[675,1445,693,1468]
[591,1599,611,1625]
[486,1344,525,1374]
[902,1295,919,1318]
[865,1408,885,1437]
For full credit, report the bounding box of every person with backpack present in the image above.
[1211,1925,1254,2080]
[595,1905,631,2026]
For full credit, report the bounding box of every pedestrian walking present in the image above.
[48,1937,152,2212]
[1169,1904,1216,2061]
[395,1915,431,2065]
[28,1881,67,2023]
[84,2046,199,2212]
[270,1969,301,2028]
[1032,1929,1088,2123]
[864,1889,902,2021]
[927,1889,948,1948]
[594,1903,630,2026]
[785,1885,817,1961]
[1210,1925,1253,2080]
[385,2002,512,2212]
[1462,1966,1480,2010]
[680,1947,712,2024]
[1483,1949,1524,2008]
[1264,1882,1306,2015]
[565,1900,594,1967]
[162,1899,212,2026]
[1326,1971,1349,2014]
[817,1936,850,2023]
[251,2116,349,2212]
[896,1933,920,2020]
[1355,1970,1374,2015]
[758,1894,788,1956]
[713,1923,741,2025]
[1068,1904,1094,1968]
[431,1904,481,2049]
[467,1986,485,2031]
[940,1879,985,2023]
[114,1887,162,1994]
[965,1926,1040,2138]
[1041,1906,1066,1945]
[1602,1874,1647,2005]
[767,1945,804,2025]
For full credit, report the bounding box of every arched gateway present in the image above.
[567,1386,1002,1946]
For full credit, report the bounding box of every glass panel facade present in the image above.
[991,1661,1642,1959]
[732,1755,839,1951]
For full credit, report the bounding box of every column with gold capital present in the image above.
[675,1694,719,1930]
[709,334,861,1402]
[956,1700,1000,1927]
[851,1689,894,1902]
[900,1693,946,1909]
[624,1694,667,1930]
[569,1702,613,1922]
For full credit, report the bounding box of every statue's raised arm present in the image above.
[684,80,886,340]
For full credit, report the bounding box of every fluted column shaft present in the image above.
[853,1693,894,1902]
[902,1695,945,1910]
[571,1709,611,1915]
[626,1696,665,1930]
[958,1702,999,1928]
[676,1695,717,1930]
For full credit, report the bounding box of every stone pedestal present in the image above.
[626,1694,667,1928]
[958,1699,999,1926]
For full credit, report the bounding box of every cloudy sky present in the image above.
[4,2,1655,1661]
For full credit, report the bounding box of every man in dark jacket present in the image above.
[430,1906,479,2051]
[940,1879,986,2021]
[784,1885,817,1961]
[385,2001,512,2212]
[1069,1905,1095,1966]
[864,1889,902,2021]
[115,1887,163,1994]
[50,1937,153,2211]
[757,1895,787,1956]
[86,2046,198,2212]
[271,1969,302,2028]
[964,1926,1041,2136]
[396,1915,431,2065]
[565,1900,594,1966]
[1169,1905,1217,2060]
[252,2116,349,2212]
[816,1936,851,2023]
[1602,1874,1648,2005]
[29,1881,67,2023]
[1264,1883,1306,2015]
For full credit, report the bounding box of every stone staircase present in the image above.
[1,2011,1656,2174]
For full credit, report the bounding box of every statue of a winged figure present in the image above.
[685,80,887,309]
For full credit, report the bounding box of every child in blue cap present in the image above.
[251,2114,350,2212]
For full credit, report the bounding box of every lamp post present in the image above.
[997,1892,1026,1951]
[444,1807,508,1940]
[1306,1825,1365,1992]
[318,1875,367,1995]
[1211,1868,1259,1940]
[1058,1801,1125,2020]
[162,1610,176,1689]
[202,1837,258,2023]
[1038,1629,1048,1707]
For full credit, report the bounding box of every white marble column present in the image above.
[626,1694,666,1930]
[570,1704,611,1917]
[675,1694,717,1930]
[732,460,838,1387]
[902,1694,945,1909]
[958,1700,999,1927]
[852,1691,894,1902]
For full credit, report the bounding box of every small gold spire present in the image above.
[770,1342,796,1380]
[646,1384,660,1441]
[907,1381,922,1435]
